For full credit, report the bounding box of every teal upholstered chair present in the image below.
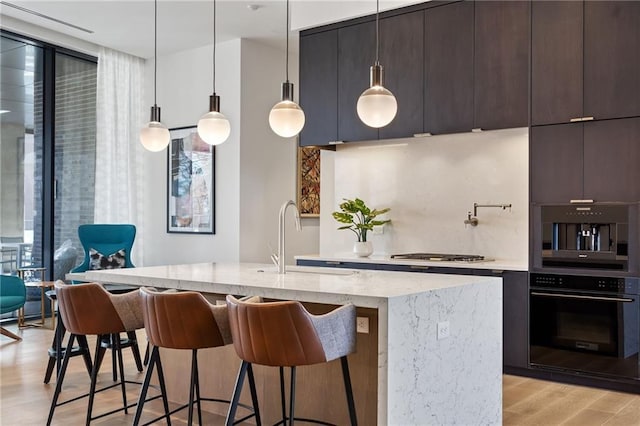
[71,224,136,274]
[0,274,26,340]
[66,224,144,376]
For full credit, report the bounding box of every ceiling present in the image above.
[0,0,297,59]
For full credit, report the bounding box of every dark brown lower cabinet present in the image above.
[502,271,529,369]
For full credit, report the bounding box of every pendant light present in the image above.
[356,0,397,128]
[268,0,305,138]
[140,0,170,152]
[197,0,231,145]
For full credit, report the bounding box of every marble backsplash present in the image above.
[319,127,529,262]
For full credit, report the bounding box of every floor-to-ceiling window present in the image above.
[0,31,97,282]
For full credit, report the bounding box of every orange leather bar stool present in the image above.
[47,281,155,425]
[225,296,358,426]
[134,288,261,426]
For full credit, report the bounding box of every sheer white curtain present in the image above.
[95,47,146,265]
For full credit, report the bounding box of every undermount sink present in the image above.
[256,265,358,276]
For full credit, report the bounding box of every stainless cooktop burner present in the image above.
[390,253,490,262]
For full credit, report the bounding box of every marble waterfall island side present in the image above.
[83,262,502,425]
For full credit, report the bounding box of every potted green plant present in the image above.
[332,198,391,257]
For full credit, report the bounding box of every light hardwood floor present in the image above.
[2,323,640,425]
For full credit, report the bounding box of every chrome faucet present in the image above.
[278,200,302,274]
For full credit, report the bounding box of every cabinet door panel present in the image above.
[474,1,529,130]
[583,118,640,202]
[379,10,424,140]
[584,1,640,120]
[338,21,378,142]
[424,1,474,134]
[530,123,584,204]
[531,1,583,126]
[503,271,529,369]
[299,30,338,146]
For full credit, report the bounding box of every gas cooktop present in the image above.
[390,253,491,262]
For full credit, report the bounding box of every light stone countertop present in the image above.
[78,261,497,309]
[295,253,528,271]
[75,261,502,425]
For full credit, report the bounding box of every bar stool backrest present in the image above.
[140,287,228,350]
[226,296,328,367]
[55,281,128,336]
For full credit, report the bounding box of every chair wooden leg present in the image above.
[340,356,358,426]
[0,326,21,341]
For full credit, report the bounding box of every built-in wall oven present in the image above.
[530,273,640,381]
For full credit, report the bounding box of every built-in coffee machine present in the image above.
[532,203,639,274]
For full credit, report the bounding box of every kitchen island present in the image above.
[81,262,502,425]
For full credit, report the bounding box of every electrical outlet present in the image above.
[437,321,450,340]
[357,317,369,334]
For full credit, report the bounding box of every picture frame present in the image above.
[296,146,321,217]
[167,126,215,234]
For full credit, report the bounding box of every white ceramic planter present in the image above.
[353,241,373,257]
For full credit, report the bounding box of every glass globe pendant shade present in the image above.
[269,100,306,138]
[357,63,397,128]
[197,95,230,145]
[269,81,305,138]
[140,105,170,152]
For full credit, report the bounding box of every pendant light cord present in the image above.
[285,0,290,82]
[375,0,379,64]
[213,0,216,93]
[154,0,158,105]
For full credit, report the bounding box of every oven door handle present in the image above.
[531,291,634,303]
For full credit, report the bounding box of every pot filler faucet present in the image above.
[277,200,302,274]
[464,203,512,227]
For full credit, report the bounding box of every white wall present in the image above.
[142,40,242,265]
[320,128,529,262]
[238,39,320,264]
[142,39,319,266]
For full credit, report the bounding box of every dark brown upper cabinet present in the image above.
[530,123,584,204]
[299,30,338,147]
[474,1,529,131]
[531,1,583,126]
[583,117,640,203]
[378,10,424,140]
[532,1,640,126]
[424,1,474,135]
[584,1,640,121]
[531,117,640,204]
[338,21,378,143]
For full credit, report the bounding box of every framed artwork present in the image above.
[167,126,215,234]
[297,146,321,217]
